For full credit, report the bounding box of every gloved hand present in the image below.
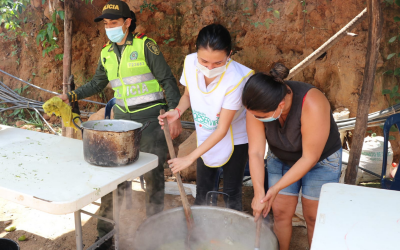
[43,96,80,131]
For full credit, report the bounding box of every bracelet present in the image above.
[175,108,181,118]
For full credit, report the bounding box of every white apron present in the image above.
[183,53,253,167]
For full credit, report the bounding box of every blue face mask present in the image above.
[255,107,282,122]
[105,20,127,43]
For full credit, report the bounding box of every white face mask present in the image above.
[196,59,229,78]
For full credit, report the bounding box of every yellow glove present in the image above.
[43,96,80,131]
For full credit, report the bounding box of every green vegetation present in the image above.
[250,0,279,29]
[0,0,93,60]
[163,38,175,44]
[36,11,64,57]
[140,0,158,13]
[383,0,400,109]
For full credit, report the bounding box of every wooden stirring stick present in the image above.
[255,217,262,250]
[160,110,195,232]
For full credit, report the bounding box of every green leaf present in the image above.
[371,133,377,137]
[389,36,397,43]
[47,24,53,39]
[396,0,400,6]
[390,125,398,132]
[387,53,396,60]
[395,16,400,22]
[384,70,393,75]
[394,68,400,76]
[265,19,274,29]
[393,85,399,92]
[58,11,65,20]
[382,89,392,95]
[389,135,396,140]
[54,26,59,35]
[273,10,280,19]
[42,0,46,4]
[267,8,273,12]
[367,130,373,133]
[52,11,57,24]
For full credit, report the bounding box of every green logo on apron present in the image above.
[130,51,138,60]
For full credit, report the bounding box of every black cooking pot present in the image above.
[73,118,150,166]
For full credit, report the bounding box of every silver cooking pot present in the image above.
[133,206,278,250]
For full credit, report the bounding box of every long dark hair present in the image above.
[196,24,231,56]
[242,63,291,112]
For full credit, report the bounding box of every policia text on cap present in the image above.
[56,0,182,249]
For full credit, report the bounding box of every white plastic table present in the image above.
[311,183,400,250]
[0,125,158,250]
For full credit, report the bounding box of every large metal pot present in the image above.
[73,119,149,166]
[0,238,19,250]
[133,206,278,250]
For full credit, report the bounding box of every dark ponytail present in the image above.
[242,63,291,113]
[196,24,232,56]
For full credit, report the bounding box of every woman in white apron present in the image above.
[158,24,254,210]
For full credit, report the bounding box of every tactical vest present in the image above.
[101,35,165,113]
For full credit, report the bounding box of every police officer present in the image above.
[57,0,182,249]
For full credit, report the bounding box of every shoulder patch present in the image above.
[146,41,160,55]
[136,33,146,39]
[103,41,110,48]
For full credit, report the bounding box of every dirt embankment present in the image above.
[1,0,400,158]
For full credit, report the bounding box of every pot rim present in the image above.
[80,119,143,132]
[0,238,20,249]
[136,206,254,229]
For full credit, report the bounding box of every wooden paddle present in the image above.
[160,110,195,232]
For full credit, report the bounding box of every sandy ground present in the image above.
[0,182,309,250]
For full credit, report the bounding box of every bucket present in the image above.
[0,238,20,250]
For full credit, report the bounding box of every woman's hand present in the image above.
[58,94,69,104]
[260,185,280,218]
[158,110,179,129]
[168,155,194,174]
[168,120,182,140]
[252,194,267,222]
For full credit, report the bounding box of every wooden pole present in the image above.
[160,110,195,231]
[62,0,74,138]
[344,0,383,184]
[286,8,367,80]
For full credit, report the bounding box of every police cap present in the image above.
[94,0,132,22]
